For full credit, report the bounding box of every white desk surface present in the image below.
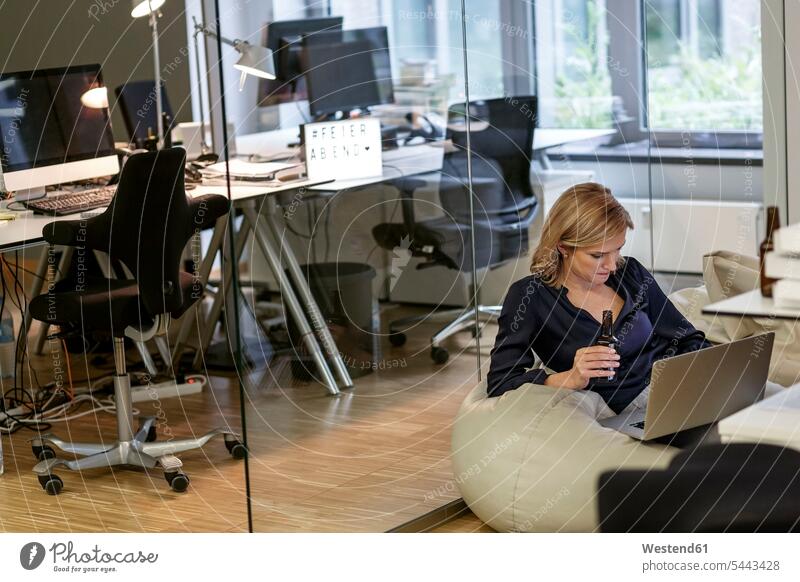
[532,128,616,151]
[0,177,329,253]
[0,127,614,252]
[702,289,800,320]
[235,127,616,159]
[0,210,83,254]
[190,177,332,202]
[234,127,613,193]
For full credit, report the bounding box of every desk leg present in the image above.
[242,206,341,395]
[173,217,227,365]
[192,218,251,370]
[257,203,354,389]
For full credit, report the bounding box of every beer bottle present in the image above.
[760,206,780,297]
[594,310,618,384]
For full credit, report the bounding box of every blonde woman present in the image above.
[487,182,709,413]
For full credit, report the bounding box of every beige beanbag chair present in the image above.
[453,251,798,532]
[451,381,677,532]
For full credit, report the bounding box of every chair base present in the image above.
[389,304,501,363]
[30,417,245,494]
[28,335,246,495]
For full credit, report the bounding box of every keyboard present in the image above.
[23,186,115,216]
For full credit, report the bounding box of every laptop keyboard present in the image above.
[629,421,646,429]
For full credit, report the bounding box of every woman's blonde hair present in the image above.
[530,182,633,286]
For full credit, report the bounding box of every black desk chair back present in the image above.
[373,97,538,363]
[27,148,244,496]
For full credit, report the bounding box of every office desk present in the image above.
[0,211,81,253]
[208,126,613,391]
[178,177,358,397]
[702,289,800,320]
[235,127,617,168]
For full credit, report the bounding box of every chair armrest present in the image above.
[42,219,93,247]
[189,194,231,231]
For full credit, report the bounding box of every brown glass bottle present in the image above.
[760,206,781,297]
[594,310,618,384]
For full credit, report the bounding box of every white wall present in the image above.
[761,0,791,222]
[783,0,800,223]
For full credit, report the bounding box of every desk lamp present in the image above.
[131,0,166,147]
[193,19,276,91]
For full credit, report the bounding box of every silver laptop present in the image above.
[599,332,774,440]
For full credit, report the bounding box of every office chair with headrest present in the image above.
[115,81,175,149]
[27,147,244,495]
[372,97,538,363]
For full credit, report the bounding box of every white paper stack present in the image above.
[718,383,800,451]
[765,223,800,307]
[775,224,800,255]
[199,160,301,185]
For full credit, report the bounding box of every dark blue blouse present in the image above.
[487,257,710,413]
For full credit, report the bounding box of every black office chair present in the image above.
[373,97,538,363]
[27,148,244,495]
[598,443,800,532]
[115,81,175,149]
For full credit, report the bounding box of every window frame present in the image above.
[538,0,763,149]
[611,0,763,149]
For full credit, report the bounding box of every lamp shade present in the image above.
[131,0,165,18]
[80,86,109,109]
[233,42,276,80]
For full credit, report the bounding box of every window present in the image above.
[535,0,616,128]
[534,0,762,146]
[646,0,762,133]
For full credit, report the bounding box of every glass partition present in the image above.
[0,1,249,531]
[0,0,765,537]
[208,0,480,531]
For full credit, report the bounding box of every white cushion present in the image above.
[451,381,676,532]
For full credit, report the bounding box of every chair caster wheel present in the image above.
[225,439,247,459]
[431,346,449,364]
[33,444,56,461]
[38,474,64,495]
[389,332,407,347]
[165,472,190,493]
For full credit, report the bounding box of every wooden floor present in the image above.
[0,303,493,532]
[428,510,495,533]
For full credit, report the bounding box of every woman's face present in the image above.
[560,230,627,288]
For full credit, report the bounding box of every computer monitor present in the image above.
[0,64,118,197]
[302,26,394,118]
[257,16,343,106]
[115,80,174,149]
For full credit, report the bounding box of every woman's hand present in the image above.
[544,346,620,390]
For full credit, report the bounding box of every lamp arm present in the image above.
[193,20,244,51]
